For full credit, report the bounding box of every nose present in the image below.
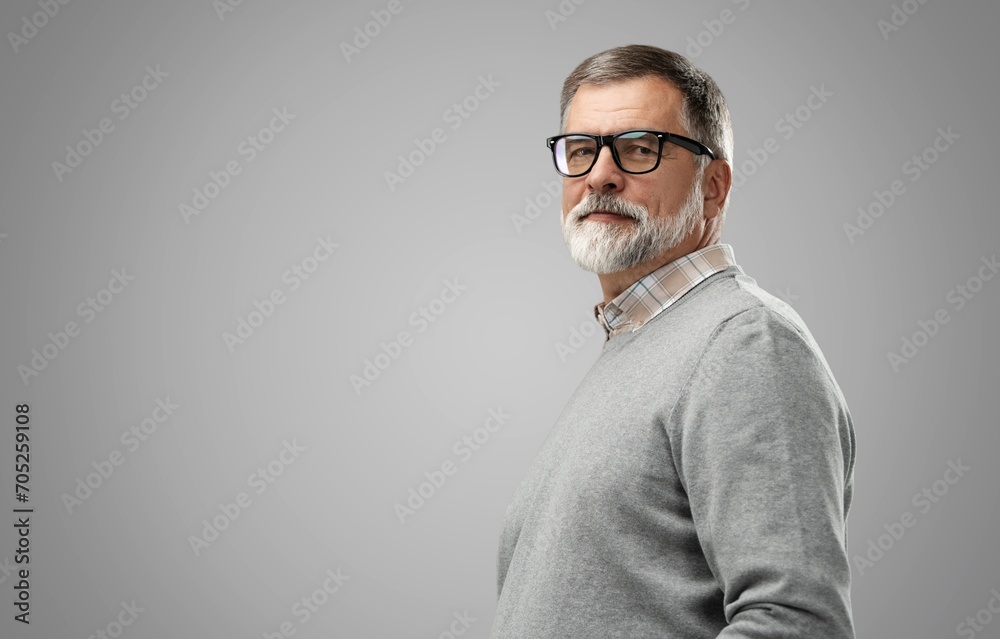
[584,144,625,194]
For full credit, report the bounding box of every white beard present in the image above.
[561,176,704,275]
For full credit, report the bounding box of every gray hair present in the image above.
[559,45,734,219]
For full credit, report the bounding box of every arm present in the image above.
[667,307,856,638]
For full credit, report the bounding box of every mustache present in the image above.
[569,193,648,222]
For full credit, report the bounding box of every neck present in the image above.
[596,231,720,304]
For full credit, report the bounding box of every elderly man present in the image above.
[491,45,856,638]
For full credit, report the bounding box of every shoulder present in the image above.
[640,266,821,358]
[661,268,850,417]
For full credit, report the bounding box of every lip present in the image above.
[584,211,634,222]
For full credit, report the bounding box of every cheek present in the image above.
[562,180,583,214]
[643,179,686,215]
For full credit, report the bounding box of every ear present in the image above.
[701,159,732,220]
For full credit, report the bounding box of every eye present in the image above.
[621,143,655,157]
[615,132,659,159]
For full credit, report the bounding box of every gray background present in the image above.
[1,0,998,637]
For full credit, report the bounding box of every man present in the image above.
[491,45,856,638]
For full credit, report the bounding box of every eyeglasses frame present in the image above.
[545,129,717,177]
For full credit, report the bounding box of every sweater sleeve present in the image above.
[667,306,856,638]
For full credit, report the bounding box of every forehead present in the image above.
[565,76,685,135]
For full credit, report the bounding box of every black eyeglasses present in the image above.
[545,130,716,177]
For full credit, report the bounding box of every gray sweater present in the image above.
[492,266,856,638]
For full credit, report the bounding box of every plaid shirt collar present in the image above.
[594,243,741,340]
